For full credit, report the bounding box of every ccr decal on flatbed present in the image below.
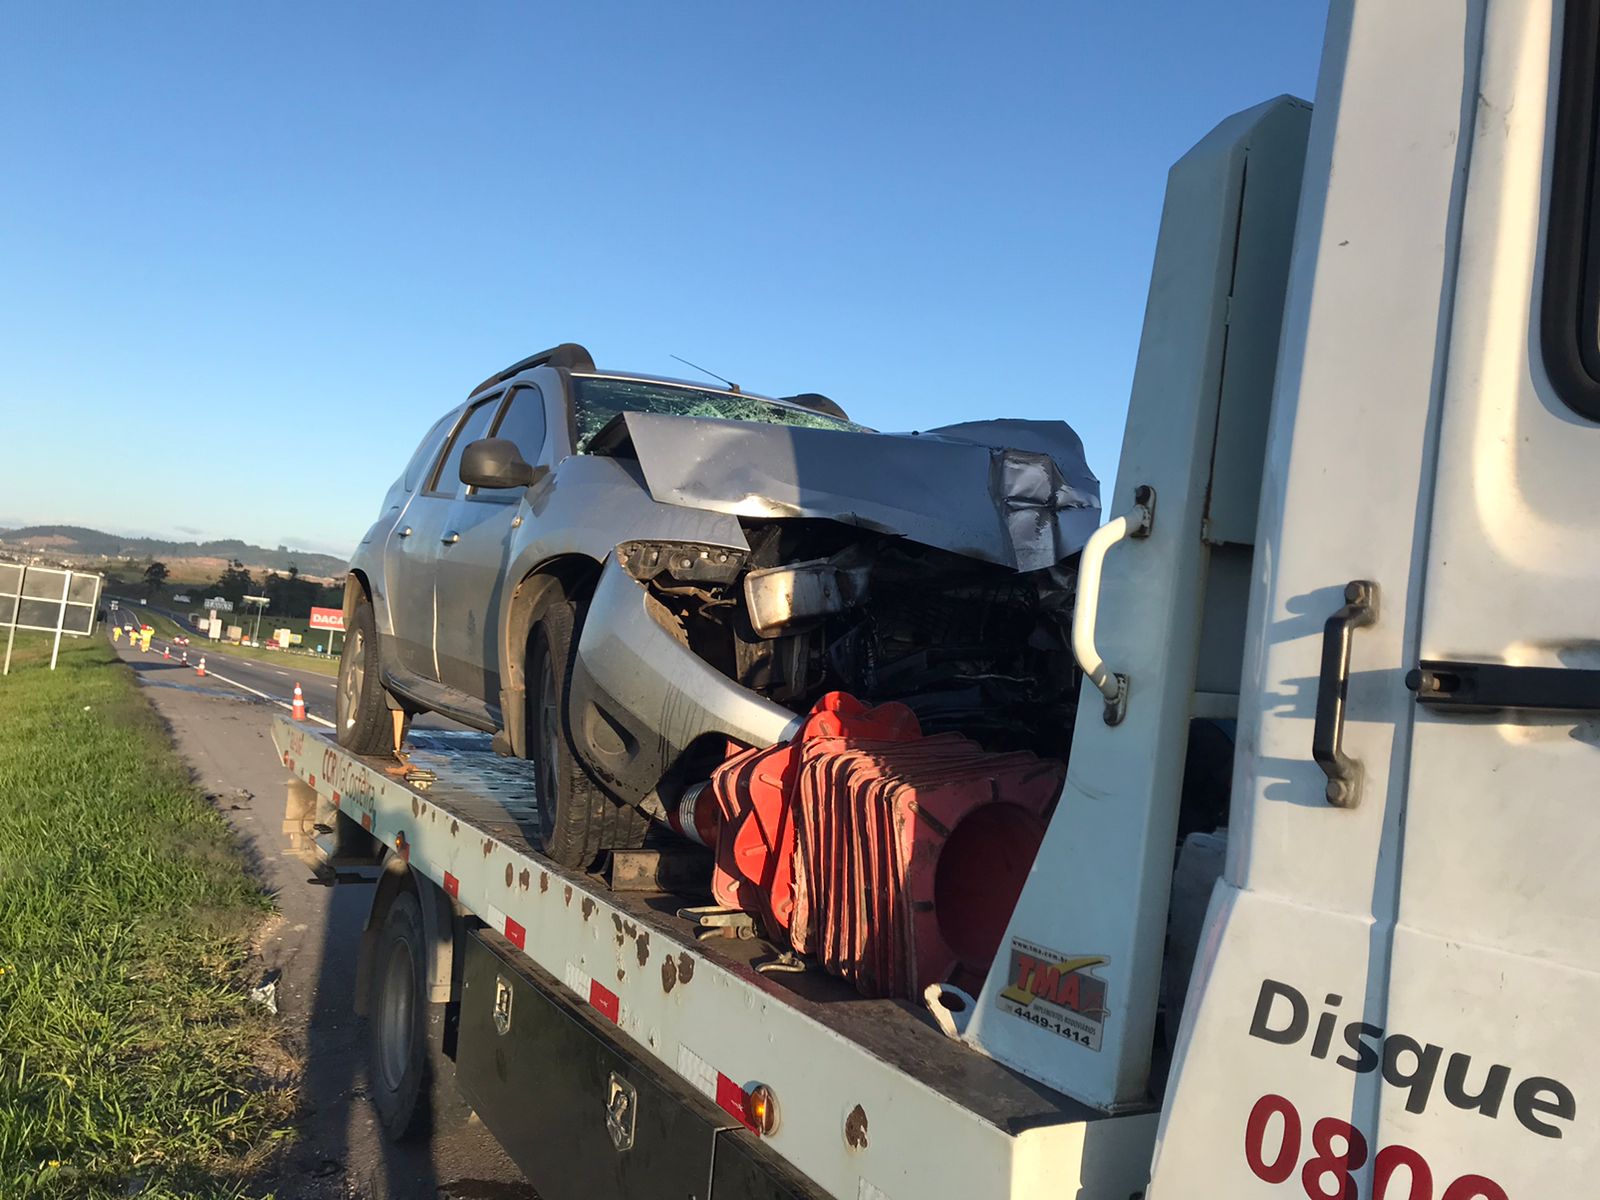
[996,939,1109,1050]
[319,745,377,821]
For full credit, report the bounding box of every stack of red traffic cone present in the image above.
[291,683,306,721]
[196,656,206,677]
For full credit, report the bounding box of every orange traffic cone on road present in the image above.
[291,683,306,721]
[162,645,170,659]
[196,656,206,677]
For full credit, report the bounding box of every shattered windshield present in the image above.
[569,377,868,451]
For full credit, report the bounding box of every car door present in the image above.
[383,395,502,683]
[434,383,551,705]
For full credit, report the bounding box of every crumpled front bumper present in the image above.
[567,556,799,806]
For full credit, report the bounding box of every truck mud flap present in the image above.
[455,927,823,1200]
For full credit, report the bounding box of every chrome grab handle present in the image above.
[1070,485,1156,725]
[1312,580,1378,808]
[440,531,460,545]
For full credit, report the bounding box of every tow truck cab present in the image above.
[1150,0,1600,1194]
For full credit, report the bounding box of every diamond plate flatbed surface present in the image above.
[398,730,546,852]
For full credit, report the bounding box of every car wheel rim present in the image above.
[341,628,365,730]
[378,936,415,1091]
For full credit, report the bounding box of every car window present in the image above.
[491,385,547,463]
[401,413,455,493]
[428,396,502,497]
[568,377,868,452]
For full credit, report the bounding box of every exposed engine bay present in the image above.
[617,519,1081,759]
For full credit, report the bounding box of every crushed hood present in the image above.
[608,412,1101,571]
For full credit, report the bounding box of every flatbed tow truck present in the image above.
[275,2,1600,1194]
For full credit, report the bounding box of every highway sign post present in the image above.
[243,594,269,646]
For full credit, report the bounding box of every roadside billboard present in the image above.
[309,606,345,632]
[0,563,104,673]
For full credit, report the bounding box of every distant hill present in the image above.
[0,525,347,579]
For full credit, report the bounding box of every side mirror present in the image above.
[459,438,548,490]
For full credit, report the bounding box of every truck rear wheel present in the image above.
[368,890,468,1141]
[370,891,427,1139]
[337,594,392,755]
[528,586,648,870]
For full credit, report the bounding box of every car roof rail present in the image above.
[469,343,596,397]
[781,392,850,421]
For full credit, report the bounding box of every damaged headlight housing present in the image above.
[617,540,747,585]
[743,558,865,638]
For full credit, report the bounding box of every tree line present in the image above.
[143,559,341,619]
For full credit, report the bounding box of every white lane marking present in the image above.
[142,635,338,692]
[203,667,336,729]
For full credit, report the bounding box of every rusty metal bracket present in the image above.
[676,904,759,941]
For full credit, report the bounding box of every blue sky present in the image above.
[0,2,1325,558]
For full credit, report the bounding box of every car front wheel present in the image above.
[527,584,648,870]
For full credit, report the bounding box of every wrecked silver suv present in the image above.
[338,343,1101,868]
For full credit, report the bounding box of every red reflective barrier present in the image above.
[707,692,1062,999]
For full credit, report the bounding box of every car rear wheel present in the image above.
[528,585,648,870]
[338,594,392,755]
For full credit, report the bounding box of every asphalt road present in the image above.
[116,623,340,723]
[110,615,461,735]
[106,624,536,1200]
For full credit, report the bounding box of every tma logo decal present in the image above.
[996,939,1110,1050]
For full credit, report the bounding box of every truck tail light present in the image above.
[745,1082,779,1135]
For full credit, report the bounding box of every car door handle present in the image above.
[440,531,460,545]
[1312,580,1378,808]
[396,526,412,539]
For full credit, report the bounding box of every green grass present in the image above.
[123,608,340,680]
[0,634,293,1198]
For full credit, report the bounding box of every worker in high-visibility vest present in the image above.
[111,625,121,643]
[139,627,152,653]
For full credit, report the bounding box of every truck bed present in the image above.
[273,718,1157,1199]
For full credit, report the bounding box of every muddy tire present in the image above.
[369,891,431,1140]
[367,889,468,1141]
[528,584,649,870]
[337,594,391,755]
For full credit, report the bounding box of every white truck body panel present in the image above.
[959,95,1310,1111]
[1151,1,1599,1194]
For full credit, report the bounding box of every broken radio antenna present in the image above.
[670,354,741,393]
